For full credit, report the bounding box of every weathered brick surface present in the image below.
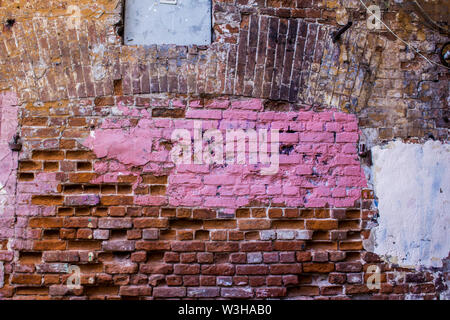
[0,0,448,300]
[0,1,447,141]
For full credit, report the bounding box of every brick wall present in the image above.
[0,0,448,299]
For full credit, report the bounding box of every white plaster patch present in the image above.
[370,140,450,268]
[0,262,3,288]
[92,64,106,81]
[0,183,7,216]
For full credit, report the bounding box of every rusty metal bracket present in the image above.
[9,134,22,152]
[358,143,372,166]
[332,21,352,43]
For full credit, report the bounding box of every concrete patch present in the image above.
[370,140,450,268]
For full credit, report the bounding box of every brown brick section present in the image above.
[0,96,445,300]
[0,1,448,141]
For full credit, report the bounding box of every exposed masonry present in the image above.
[0,95,445,300]
[0,0,448,300]
[0,92,19,292]
[0,1,448,141]
[0,92,19,235]
[82,99,367,210]
[370,140,450,269]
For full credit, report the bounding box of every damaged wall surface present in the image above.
[0,0,448,300]
[370,140,449,269]
[0,92,18,236]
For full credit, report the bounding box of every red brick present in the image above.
[236,265,269,275]
[174,264,200,275]
[119,286,152,296]
[153,287,186,298]
[11,274,42,285]
[270,264,302,274]
[303,263,335,273]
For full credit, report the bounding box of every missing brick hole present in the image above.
[75,207,90,215]
[147,252,164,262]
[113,79,123,96]
[195,230,210,240]
[77,162,92,171]
[111,230,128,240]
[6,19,15,28]
[18,252,42,264]
[43,229,60,239]
[115,21,124,40]
[58,207,73,216]
[280,145,294,155]
[114,0,125,43]
[112,252,130,260]
[18,173,34,181]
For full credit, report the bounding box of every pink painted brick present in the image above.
[300,132,334,143]
[296,165,313,175]
[305,198,328,208]
[206,100,229,109]
[296,112,313,121]
[315,187,332,197]
[257,111,278,121]
[341,143,357,154]
[250,185,266,195]
[336,176,366,187]
[153,119,173,128]
[283,186,299,196]
[333,155,359,165]
[203,175,235,185]
[204,197,236,208]
[169,196,203,207]
[222,110,258,120]
[267,185,282,195]
[344,166,362,176]
[326,122,343,132]
[134,196,168,206]
[333,198,357,207]
[169,175,202,184]
[279,155,301,164]
[186,109,222,119]
[270,121,290,130]
[306,122,325,131]
[289,122,305,131]
[189,100,202,108]
[332,188,347,198]
[231,99,263,111]
[83,107,367,212]
[171,99,186,108]
[233,185,250,195]
[279,132,299,143]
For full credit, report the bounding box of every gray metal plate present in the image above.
[124,0,212,46]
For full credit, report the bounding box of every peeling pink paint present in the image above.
[0,92,19,241]
[83,100,367,212]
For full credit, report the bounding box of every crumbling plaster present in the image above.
[368,140,449,269]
